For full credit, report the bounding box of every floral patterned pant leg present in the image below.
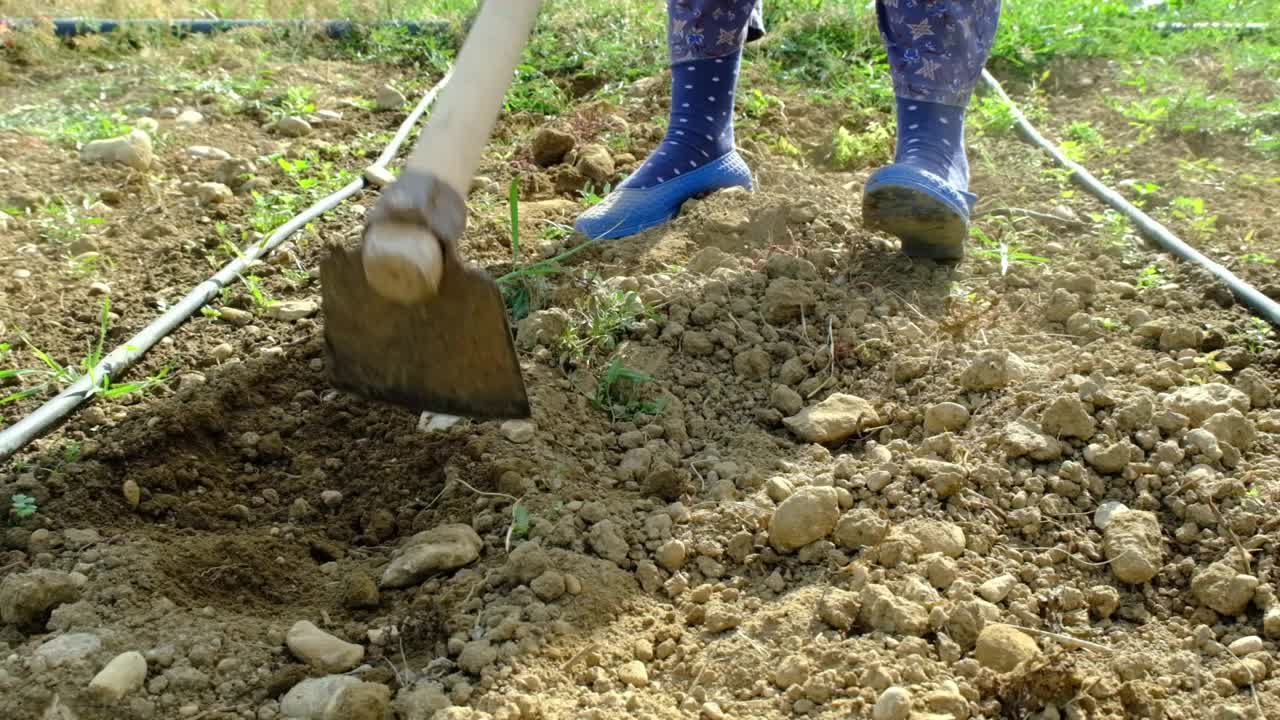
[667,0,765,63]
[878,0,1002,107]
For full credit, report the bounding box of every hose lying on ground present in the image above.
[0,74,451,463]
[0,18,448,39]
[978,68,1280,330]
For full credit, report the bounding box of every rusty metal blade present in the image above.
[320,247,530,419]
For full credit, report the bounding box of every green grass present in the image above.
[2,300,171,413]
[593,357,667,422]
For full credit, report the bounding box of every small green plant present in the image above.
[742,89,783,119]
[1240,252,1276,265]
[510,503,531,543]
[560,287,653,360]
[1170,196,1217,240]
[68,252,114,278]
[970,94,1017,135]
[1237,317,1275,353]
[1136,265,1165,290]
[578,183,611,207]
[969,224,1049,271]
[238,274,276,309]
[10,494,37,520]
[830,123,892,169]
[593,358,667,421]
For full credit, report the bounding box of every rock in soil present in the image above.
[769,486,840,551]
[924,402,970,433]
[265,298,320,321]
[323,681,391,720]
[458,639,497,674]
[80,129,153,170]
[283,676,364,720]
[1041,395,1096,439]
[873,686,913,720]
[500,419,535,443]
[277,116,314,137]
[35,632,102,668]
[1228,635,1264,656]
[287,620,365,673]
[1103,509,1164,584]
[88,651,147,702]
[0,569,81,630]
[959,349,1027,391]
[617,660,649,688]
[575,144,615,183]
[381,524,483,589]
[196,182,233,205]
[1191,561,1259,616]
[376,84,407,111]
[1163,383,1250,425]
[975,624,1040,672]
[783,394,879,443]
[532,127,576,166]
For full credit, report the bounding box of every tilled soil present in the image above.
[2,34,1280,720]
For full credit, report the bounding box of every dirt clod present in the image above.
[1103,510,1164,584]
[783,394,879,443]
[769,486,840,550]
[975,624,1040,673]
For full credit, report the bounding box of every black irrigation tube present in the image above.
[978,69,1280,330]
[0,18,450,39]
[0,72,451,463]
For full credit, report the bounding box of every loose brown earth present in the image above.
[2,30,1280,720]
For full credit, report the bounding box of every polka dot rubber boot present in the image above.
[863,98,978,261]
[576,52,752,240]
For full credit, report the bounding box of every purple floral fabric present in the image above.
[667,1,1001,107]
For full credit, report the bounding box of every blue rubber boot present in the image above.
[863,99,977,261]
[576,52,751,240]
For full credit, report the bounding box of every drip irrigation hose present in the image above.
[977,69,1280,330]
[0,74,451,463]
[0,18,449,39]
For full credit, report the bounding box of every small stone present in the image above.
[1163,383,1250,425]
[701,702,727,720]
[80,129,154,170]
[323,681,391,720]
[530,570,566,602]
[703,603,743,633]
[186,145,231,160]
[276,116,313,137]
[924,402,970,434]
[1191,561,1258,616]
[829,507,890,545]
[1203,410,1256,451]
[817,588,861,631]
[770,384,804,417]
[1003,420,1063,461]
[1159,324,1203,351]
[1087,586,1120,619]
[1093,500,1128,530]
[35,632,102,667]
[655,539,688,572]
[1085,441,1133,474]
[376,84,407,111]
[196,182,233,205]
[532,127,576,166]
[218,307,253,326]
[873,687,913,720]
[765,476,794,503]
[977,574,1018,603]
[1041,395,1096,439]
[287,621,364,673]
[617,660,649,687]
[1103,510,1163,584]
[904,520,966,558]
[763,278,816,323]
[1228,636,1263,656]
[265,299,319,321]
[975,624,1040,673]
[281,676,363,720]
[769,486,840,551]
[122,480,142,509]
[959,349,1027,391]
[89,651,147,702]
[500,419,535,443]
[175,109,204,125]
[575,144,615,183]
[588,519,629,564]
[860,584,927,636]
[457,639,497,674]
[0,569,80,629]
[783,394,880,444]
[774,655,810,688]
[1263,606,1280,638]
[381,524,483,588]
[341,573,380,610]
